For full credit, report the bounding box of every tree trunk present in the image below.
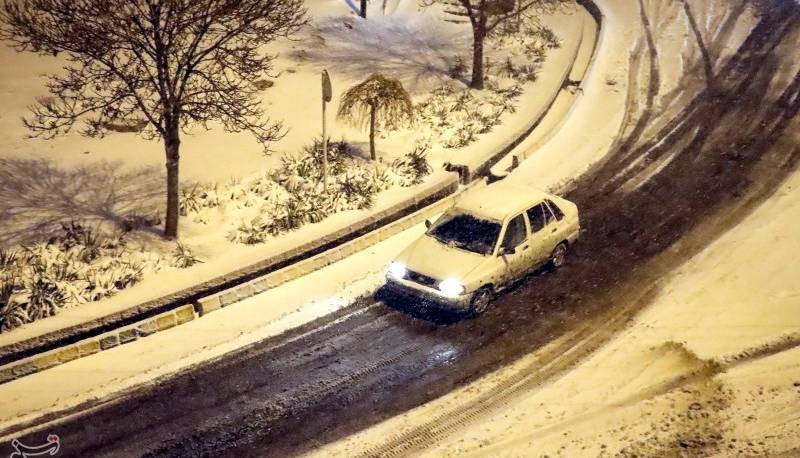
[369,102,377,160]
[164,127,181,239]
[360,0,367,18]
[470,22,486,89]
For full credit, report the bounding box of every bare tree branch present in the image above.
[0,0,307,237]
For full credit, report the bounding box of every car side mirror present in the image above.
[498,246,515,256]
[424,219,432,229]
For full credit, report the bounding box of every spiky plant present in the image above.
[392,144,433,186]
[337,74,414,160]
[0,248,18,270]
[171,243,203,268]
[0,278,26,332]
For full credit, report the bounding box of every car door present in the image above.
[526,202,558,265]
[544,199,569,245]
[497,213,531,286]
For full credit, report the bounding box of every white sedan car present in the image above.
[385,181,580,313]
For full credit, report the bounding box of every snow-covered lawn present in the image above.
[0,0,585,333]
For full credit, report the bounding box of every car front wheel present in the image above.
[470,286,494,314]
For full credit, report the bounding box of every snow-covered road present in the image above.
[1,0,799,456]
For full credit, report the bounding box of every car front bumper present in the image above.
[385,275,473,309]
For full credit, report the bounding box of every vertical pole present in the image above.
[322,95,328,191]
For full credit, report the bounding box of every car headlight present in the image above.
[438,278,465,298]
[387,261,408,279]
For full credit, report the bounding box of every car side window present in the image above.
[545,199,565,221]
[501,214,526,250]
[542,202,556,224]
[526,204,546,233]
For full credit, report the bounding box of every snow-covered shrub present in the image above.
[280,195,311,230]
[0,278,25,332]
[392,144,433,186]
[524,44,548,64]
[228,216,271,244]
[25,264,66,321]
[444,124,479,149]
[417,80,522,149]
[338,170,379,209]
[413,19,559,151]
[225,138,398,245]
[109,260,145,290]
[305,137,351,176]
[0,222,162,332]
[536,26,561,50]
[171,243,202,268]
[0,248,18,270]
[450,90,475,113]
[247,173,289,205]
[494,82,524,99]
[180,183,222,216]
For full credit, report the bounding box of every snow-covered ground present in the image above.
[503,0,634,192]
[0,217,428,433]
[0,0,603,429]
[0,0,586,334]
[310,127,800,458]
[7,1,795,455]
[306,0,800,455]
[0,0,580,221]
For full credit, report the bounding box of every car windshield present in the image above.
[426,209,501,255]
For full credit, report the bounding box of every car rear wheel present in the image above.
[550,242,569,269]
[470,286,494,314]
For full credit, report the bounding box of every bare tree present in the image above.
[421,0,566,89]
[0,0,307,238]
[337,74,414,160]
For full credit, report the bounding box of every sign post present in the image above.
[321,69,332,191]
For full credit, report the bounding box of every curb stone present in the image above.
[0,305,198,385]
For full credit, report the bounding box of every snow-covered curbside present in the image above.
[449,3,600,184]
[0,175,459,384]
[503,0,632,193]
[0,305,197,385]
[196,189,457,316]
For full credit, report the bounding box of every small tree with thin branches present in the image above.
[421,0,568,89]
[0,0,307,239]
[337,74,414,160]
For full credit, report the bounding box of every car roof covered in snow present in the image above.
[455,180,550,222]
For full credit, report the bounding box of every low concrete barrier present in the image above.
[0,304,197,384]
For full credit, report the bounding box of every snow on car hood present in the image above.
[396,233,487,282]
